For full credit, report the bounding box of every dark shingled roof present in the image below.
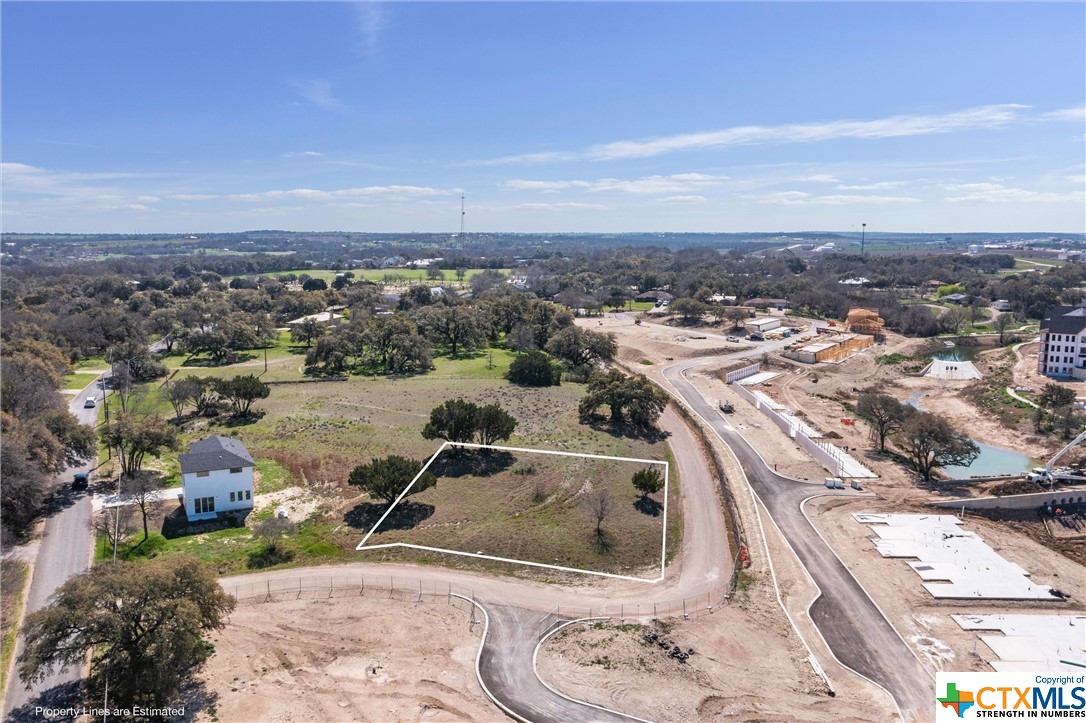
[1041,306,1086,335]
[179,435,254,475]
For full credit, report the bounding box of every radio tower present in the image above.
[460,194,465,236]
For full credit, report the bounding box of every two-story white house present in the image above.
[179,436,255,521]
[1038,301,1086,380]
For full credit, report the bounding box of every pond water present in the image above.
[908,391,1033,478]
[931,345,984,362]
[942,441,1033,479]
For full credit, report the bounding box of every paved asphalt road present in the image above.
[662,356,933,721]
[4,380,106,719]
[480,605,637,723]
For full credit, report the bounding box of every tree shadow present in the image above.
[247,544,295,569]
[220,411,266,428]
[634,496,663,517]
[182,352,257,367]
[581,418,670,442]
[6,680,84,722]
[593,529,615,554]
[180,677,220,722]
[345,500,435,531]
[429,450,515,478]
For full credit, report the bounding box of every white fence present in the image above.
[730,380,876,478]
[725,363,761,384]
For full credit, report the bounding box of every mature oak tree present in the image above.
[17,556,235,708]
[348,455,436,505]
[855,392,915,452]
[893,412,979,482]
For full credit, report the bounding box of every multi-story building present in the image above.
[1038,302,1086,379]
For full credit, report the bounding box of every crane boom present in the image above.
[1045,427,1086,477]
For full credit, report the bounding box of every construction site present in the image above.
[565,309,1086,720]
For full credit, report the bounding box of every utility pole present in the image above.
[460,194,465,236]
[861,223,866,257]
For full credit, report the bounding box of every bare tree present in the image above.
[95,505,136,555]
[994,313,1014,345]
[121,470,165,543]
[585,488,615,551]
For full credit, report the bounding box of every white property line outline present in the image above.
[356,441,669,583]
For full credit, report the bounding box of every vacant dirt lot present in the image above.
[194,595,499,722]
[538,608,897,722]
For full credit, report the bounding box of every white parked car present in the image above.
[83,398,97,408]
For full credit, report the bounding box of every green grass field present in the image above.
[62,371,101,390]
[360,446,673,577]
[94,336,686,581]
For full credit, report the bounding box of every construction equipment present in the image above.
[719,401,734,414]
[1027,427,1086,485]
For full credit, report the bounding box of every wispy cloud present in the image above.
[512,202,611,211]
[943,182,1083,203]
[503,173,727,195]
[355,2,385,56]
[474,104,1068,166]
[658,195,706,203]
[1039,106,1086,122]
[753,191,921,206]
[588,105,1029,161]
[290,78,345,110]
[283,150,324,158]
[835,181,906,190]
[177,185,454,203]
[471,151,579,167]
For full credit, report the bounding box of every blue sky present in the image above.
[2,2,1083,234]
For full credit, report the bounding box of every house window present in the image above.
[196,471,209,478]
[194,496,215,514]
[230,467,242,474]
[245,490,251,500]
[230,492,236,502]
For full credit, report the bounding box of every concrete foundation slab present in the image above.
[952,614,1085,672]
[854,514,1058,600]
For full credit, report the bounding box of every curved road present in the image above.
[662,358,932,720]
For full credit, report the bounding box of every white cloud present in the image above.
[586,104,1029,160]
[795,174,840,183]
[502,179,592,191]
[754,191,920,206]
[658,195,706,203]
[1039,106,1086,122]
[504,173,727,196]
[290,78,345,110]
[1067,174,1086,184]
[355,2,384,56]
[835,181,906,190]
[475,104,1053,166]
[943,182,1083,203]
[512,202,611,211]
[470,151,579,167]
[171,185,455,204]
[284,151,324,158]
